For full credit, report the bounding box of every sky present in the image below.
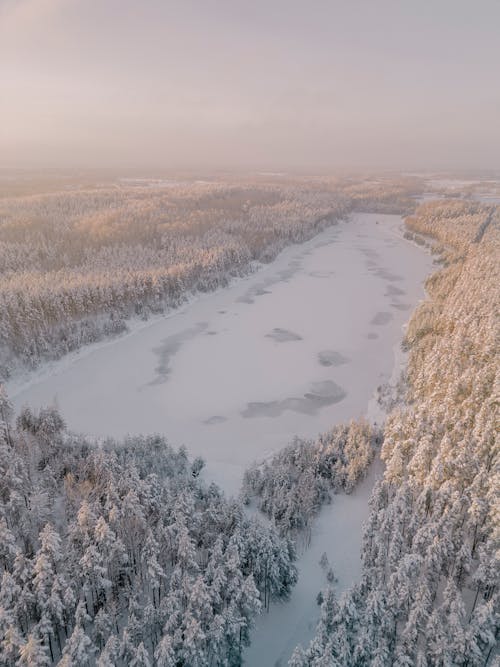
[1,0,499,171]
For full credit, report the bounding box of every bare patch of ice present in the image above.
[371,312,393,326]
[307,270,335,279]
[242,380,346,418]
[150,322,208,384]
[375,268,404,281]
[385,284,406,296]
[203,415,227,425]
[358,246,379,259]
[237,260,302,304]
[317,350,350,367]
[265,328,303,343]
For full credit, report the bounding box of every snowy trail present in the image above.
[8,213,432,665]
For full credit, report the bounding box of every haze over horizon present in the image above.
[1,0,499,171]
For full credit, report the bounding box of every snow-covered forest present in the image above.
[0,393,298,666]
[0,175,419,379]
[289,200,499,666]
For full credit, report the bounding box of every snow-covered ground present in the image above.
[8,213,432,665]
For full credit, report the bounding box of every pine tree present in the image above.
[58,602,94,666]
[129,641,151,667]
[155,634,176,667]
[96,635,118,667]
[0,385,14,447]
[17,633,51,667]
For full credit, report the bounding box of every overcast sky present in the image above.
[1,0,499,170]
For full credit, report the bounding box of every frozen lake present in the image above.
[8,212,433,665]
[9,213,432,497]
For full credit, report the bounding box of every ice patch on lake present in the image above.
[237,260,302,303]
[376,268,404,281]
[203,415,227,425]
[307,269,335,279]
[265,328,303,343]
[358,246,380,259]
[317,350,350,367]
[242,380,346,418]
[371,311,393,325]
[385,284,406,296]
[150,322,208,384]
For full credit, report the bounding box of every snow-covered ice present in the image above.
[8,214,431,499]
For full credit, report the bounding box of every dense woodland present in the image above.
[0,394,297,666]
[0,175,420,379]
[290,200,499,666]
